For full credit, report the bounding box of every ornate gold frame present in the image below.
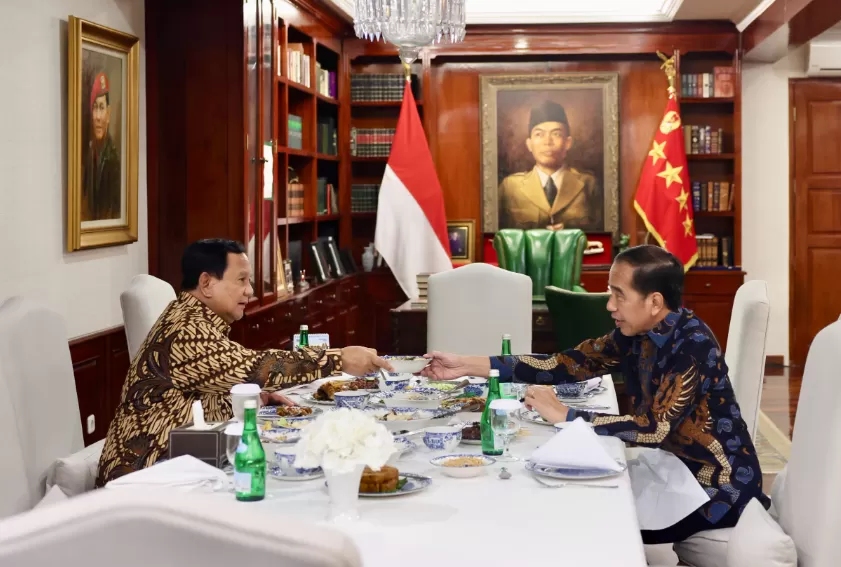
[67,16,139,251]
[447,219,475,263]
[480,73,620,239]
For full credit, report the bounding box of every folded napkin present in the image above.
[530,417,622,472]
[580,377,602,394]
[627,448,710,530]
[105,455,230,493]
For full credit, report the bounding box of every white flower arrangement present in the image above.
[294,408,396,474]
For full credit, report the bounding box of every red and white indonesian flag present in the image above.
[375,85,452,298]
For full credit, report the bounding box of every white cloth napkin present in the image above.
[580,377,602,394]
[626,447,711,530]
[105,455,230,493]
[530,418,623,471]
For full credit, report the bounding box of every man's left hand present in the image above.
[524,385,569,424]
[260,391,296,406]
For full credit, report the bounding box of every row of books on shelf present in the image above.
[315,63,338,99]
[350,128,395,157]
[692,181,734,212]
[286,44,311,87]
[317,178,339,216]
[696,235,733,268]
[317,117,338,156]
[680,67,735,99]
[684,125,725,155]
[350,74,420,102]
[351,184,379,213]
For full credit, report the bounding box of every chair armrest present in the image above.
[572,284,587,293]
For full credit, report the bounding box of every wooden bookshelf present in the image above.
[678,51,741,271]
[344,57,424,261]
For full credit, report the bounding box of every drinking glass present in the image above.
[491,409,520,462]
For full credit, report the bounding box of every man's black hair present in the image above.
[181,239,246,291]
[614,245,684,311]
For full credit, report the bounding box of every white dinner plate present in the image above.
[525,460,626,480]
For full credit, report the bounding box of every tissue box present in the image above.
[169,421,229,468]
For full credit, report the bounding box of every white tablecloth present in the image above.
[226,375,647,567]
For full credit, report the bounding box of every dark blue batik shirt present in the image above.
[491,308,769,525]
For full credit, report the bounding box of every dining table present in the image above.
[218,374,648,567]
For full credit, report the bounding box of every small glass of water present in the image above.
[489,398,522,462]
[224,422,243,474]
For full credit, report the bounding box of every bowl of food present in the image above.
[333,390,371,409]
[423,425,462,452]
[273,447,321,476]
[429,454,496,478]
[258,405,320,419]
[381,390,445,410]
[265,415,317,431]
[365,407,452,433]
[382,355,430,374]
[381,374,413,391]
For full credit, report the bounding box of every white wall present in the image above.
[741,47,807,363]
[0,0,147,339]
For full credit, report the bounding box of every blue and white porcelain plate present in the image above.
[258,406,323,418]
[259,428,301,444]
[516,409,554,426]
[525,459,626,480]
[359,473,432,497]
[299,392,339,406]
[268,464,324,482]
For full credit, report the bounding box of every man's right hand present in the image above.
[420,352,490,381]
[341,346,393,376]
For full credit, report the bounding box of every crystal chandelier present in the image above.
[353,0,467,65]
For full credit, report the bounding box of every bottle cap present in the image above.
[489,369,500,377]
[300,324,309,331]
[244,399,257,409]
[502,334,511,339]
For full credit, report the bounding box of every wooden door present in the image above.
[790,80,841,365]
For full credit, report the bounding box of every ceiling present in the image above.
[326,0,771,29]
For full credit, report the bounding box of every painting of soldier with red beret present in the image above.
[67,17,138,251]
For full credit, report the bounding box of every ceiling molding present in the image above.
[735,0,775,32]
[320,0,353,20]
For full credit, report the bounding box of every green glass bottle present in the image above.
[481,369,503,456]
[501,334,512,356]
[298,324,309,349]
[234,399,266,501]
[500,334,514,399]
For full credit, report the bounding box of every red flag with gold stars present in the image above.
[633,94,698,270]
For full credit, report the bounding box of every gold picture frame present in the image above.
[67,16,140,251]
[447,219,475,263]
[480,73,620,239]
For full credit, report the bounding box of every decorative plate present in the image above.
[299,392,338,406]
[525,460,626,480]
[515,409,554,426]
[259,428,301,444]
[460,439,483,446]
[555,386,607,402]
[269,465,324,481]
[358,473,432,498]
[258,406,323,418]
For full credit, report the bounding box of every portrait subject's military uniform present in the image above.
[82,135,121,221]
[499,166,602,230]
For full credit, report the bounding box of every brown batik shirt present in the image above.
[96,292,341,487]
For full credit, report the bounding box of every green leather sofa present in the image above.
[493,228,587,300]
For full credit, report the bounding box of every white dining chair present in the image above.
[723,280,770,440]
[120,274,177,359]
[0,488,363,567]
[676,319,841,567]
[427,262,532,356]
[0,297,101,519]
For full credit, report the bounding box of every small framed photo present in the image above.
[308,240,331,283]
[446,219,475,263]
[321,236,345,278]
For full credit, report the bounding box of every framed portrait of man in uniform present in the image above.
[67,16,139,251]
[480,73,620,240]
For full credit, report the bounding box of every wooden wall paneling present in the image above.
[69,327,129,447]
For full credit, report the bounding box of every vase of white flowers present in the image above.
[295,408,396,523]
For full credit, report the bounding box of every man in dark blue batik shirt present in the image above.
[423,245,769,543]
